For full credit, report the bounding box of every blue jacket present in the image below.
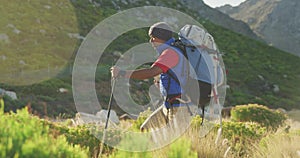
[155,38,188,108]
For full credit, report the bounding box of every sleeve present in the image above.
[152,48,179,73]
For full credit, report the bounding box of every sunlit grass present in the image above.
[105,109,300,158]
[252,134,300,158]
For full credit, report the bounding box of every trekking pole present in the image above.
[98,77,116,158]
[213,53,222,145]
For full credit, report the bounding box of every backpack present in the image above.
[171,24,225,124]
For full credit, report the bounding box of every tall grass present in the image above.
[251,134,300,158]
[106,105,299,158]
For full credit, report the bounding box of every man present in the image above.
[111,22,194,131]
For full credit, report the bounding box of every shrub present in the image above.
[215,121,266,157]
[2,95,26,113]
[231,104,287,131]
[190,114,267,157]
[220,121,266,141]
[43,120,121,157]
[191,115,203,129]
[0,107,88,158]
[28,78,71,97]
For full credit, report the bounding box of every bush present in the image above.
[215,121,266,157]
[220,121,266,141]
[43,120,121,157]
[231,104,287,131]
[191,115,203,129]
[28,78,71,97]
[0,107,88,158]
[2,95,26,113]
[190,114,267,157]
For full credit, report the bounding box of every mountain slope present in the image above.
[0,0,79,85]
[72,0,300,110]
[1,0,300,117]
[178,0,261,41]
[218,0,300,56]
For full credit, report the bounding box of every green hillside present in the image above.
[0,0,79,85]
[1,0,299,117]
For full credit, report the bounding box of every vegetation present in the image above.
[0,105,88,158]
[0,0,79,85]
[231,104,287,131]
[1,0,299,118]
[253,133,300,158]
[1,1,300,157]
[2,103,299,158]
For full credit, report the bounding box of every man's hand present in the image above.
[110,66,120,78]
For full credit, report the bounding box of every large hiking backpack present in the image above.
[171,24,225,123]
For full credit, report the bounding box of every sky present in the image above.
[203,0,247,8]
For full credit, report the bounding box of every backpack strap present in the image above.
[171,39,207,125]
[165,70,181,107]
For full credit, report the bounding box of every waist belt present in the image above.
[166,94,192,108]
[166,94,181,105]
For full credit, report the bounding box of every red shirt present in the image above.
[152,48,179,73]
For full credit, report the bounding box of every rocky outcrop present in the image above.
[85,0,262,41]
[218,0,300,56]
[178,0,261,41]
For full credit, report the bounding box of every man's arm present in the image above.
[111,65,163,80]
[111,48,178,79]
[127,66,163,80]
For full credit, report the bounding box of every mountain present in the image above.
[178,0,261,41]
[1,0,300,117]
[69,0,300,111]
[218,0,300,56]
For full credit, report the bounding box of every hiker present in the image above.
[111,22,196,132]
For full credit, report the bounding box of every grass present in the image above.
[106,126,231,158]
[101,105,298,158]
[105,111,299,158]
[252,134,300,158]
